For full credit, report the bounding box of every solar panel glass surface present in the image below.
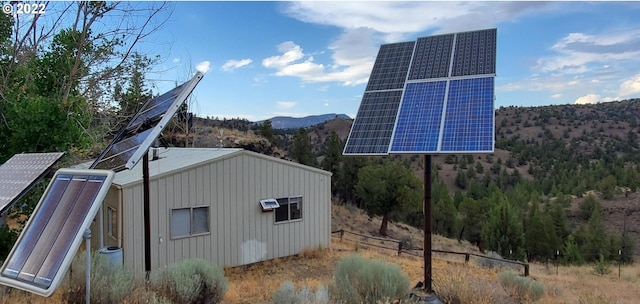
[344,29,496,155]
[440,77,494,152]
[408,34,454,80]
[0,169,114,296]
[343,90,403,155]
[451,29,497,77]
[0,153,64,214]
[91,72,203,171]
[365,42,415,91]
[390,81,447,153]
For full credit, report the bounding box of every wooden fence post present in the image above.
[339,230,344,241]
[397,242,402,256]
[524,264,529,277]
[465,253,470,264]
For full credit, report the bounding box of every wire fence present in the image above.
[331,229,530,277]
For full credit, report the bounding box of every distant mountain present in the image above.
[256,113,351,129]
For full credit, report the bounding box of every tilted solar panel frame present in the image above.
[0,152,65,215]
[90,72,204,171]
[344,28,496,156]
[0,169,115,297]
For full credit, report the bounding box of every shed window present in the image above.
[107,207,117,239]
[171,206,210,239]
[275,196,302,223]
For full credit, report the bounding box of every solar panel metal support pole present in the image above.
[143,151,151,279]
[83,229,91,304]
[423,154,433,293]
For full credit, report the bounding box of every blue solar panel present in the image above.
[389,81,447,153]
[343,28,496,156]
[343,90,403,155]
[440,77,494,152]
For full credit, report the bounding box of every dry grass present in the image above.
[4,203,640,303]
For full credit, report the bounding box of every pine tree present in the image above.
[582,205,609,262]
[258,120,274,143]
[432,179,458,238]
[291,127,315,166]
[322,131,343,196]
[561,234,584,265]
[482,193,525,261]
[355,161,422,236]
[525,201,558,261]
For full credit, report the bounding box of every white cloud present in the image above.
[324,102,329,107]
[574,93,620,104]
[222,58,252,71]
[619,73,640,96]
[196,61,211,73]
[276,101,296,109]
[283,2,552,40]
[262,41,372,86]
[172,57,181,63]
[268,2,556,87]
[551,93,562,99]
[535,28,640,75]
[575,94,600,104]
[262,41,305,68]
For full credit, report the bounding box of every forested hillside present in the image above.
[238,99,640,266]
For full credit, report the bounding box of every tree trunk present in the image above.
[379,213,389,236]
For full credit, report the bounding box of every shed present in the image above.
[87,148,331,273]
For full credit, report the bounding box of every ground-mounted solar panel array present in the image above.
[91,72,204,171]
[0,153,64,215]
[0,169,114,296]
[344,28,497,155]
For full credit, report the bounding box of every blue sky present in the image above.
[138,2,640,121]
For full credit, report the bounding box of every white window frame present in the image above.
[106,206,117,240]
[274,196,303,224]
[170,206,210,239]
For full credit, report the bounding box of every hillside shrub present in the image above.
[434,268,497,304]
[498,271,544,303]
[330,254,410,304]
[150,258,228,304]
[62,251,135,304]
[270,281,329,304]
[592,254,611,276]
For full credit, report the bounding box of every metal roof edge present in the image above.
[237,150,332,177]
[114,148,330,188]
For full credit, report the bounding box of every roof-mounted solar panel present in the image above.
[0,169,114,297]
[91,72,204,171]
[0,152,64,215]
[344,28,496,155]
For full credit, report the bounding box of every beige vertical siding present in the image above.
[118,151,330,273]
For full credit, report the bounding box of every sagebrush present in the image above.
[270,280,329,304]
[150,258,228,304]
[498,271,544,303]
[329,254,410,304]
[62,251,135,304]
